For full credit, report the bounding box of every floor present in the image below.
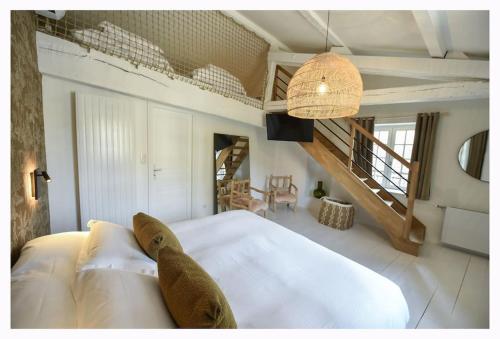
[267,206,489,329]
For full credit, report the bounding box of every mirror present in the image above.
[213,133,250,214]
[458,130,489,182]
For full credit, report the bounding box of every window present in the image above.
[372,123,415,193]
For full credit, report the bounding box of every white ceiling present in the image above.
[236,10,489,58]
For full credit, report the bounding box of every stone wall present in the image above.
[11,10,51,265]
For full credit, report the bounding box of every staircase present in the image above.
[215,136,250,180]
[268,65,426,256]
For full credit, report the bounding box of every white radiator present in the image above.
[441,207,489,255]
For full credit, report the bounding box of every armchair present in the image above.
[268,174,298,212]
[216,179,233,212]
[229,179,269,217]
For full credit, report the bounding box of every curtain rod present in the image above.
[360,112,449,120]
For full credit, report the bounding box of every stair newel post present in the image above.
[348,124,356,172]
[404,161,420,239]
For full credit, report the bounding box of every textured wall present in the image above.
[11,11,51,265]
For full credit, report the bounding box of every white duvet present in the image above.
[11,210,409,328]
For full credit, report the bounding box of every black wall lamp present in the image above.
[30,168,51,200]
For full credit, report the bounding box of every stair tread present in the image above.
[359,177,368,182]
[383,200,394,206]
[371,188,381,194]
[409,229,425,245]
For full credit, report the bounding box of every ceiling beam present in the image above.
[268,51,489,81]
[263,81,488,111]
[221,10,292,52]
[412,11,447,58]
[298,10,352,55]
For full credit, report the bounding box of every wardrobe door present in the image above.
[76,93,143,228]
[148,103,192,224]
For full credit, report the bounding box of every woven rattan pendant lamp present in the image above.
[287,11,363,119]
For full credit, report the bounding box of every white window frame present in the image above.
[372,122,416,194]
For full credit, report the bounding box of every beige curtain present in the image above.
[411,112,440,200]
[465,131,488,179]
[352,117,375,174]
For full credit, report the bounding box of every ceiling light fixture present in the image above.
[287,11,363,119]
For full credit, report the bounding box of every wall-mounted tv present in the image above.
[266,113,314,142]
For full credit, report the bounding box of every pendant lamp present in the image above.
[287,12,363,119]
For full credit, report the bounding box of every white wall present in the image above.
[317,99,489,243]
[43,76,310,233]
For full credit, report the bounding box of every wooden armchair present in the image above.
[216,179,233,212]
[229,179,269,217]
[268,175,298,212]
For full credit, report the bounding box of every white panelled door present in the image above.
[76,93,137,228]
[148,103,192,224]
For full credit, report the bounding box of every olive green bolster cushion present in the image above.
[157,245,237,329]
[132,212,183,260]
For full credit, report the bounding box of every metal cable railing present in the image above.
[318,120,407,194]
[326,119,409,184]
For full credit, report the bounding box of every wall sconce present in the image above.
[30,168,51,200]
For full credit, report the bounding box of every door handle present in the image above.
[153,168,163,177]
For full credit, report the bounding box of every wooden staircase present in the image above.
[268,64,426,256]
[215,136,249,180]
[301,124,426,256]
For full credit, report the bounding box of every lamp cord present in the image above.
[325,11,330,52]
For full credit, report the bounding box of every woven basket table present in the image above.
[318,197,354,230]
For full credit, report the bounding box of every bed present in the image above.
[11,210,409,328]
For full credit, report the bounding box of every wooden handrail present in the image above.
[343,117,420,241]
[346,118,411,168]
[216,145,234,173]
[404,161,419,237]
[276,65,293,79]
[272,65,293,101]
[348,126,355,171]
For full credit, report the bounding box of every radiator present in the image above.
[440,207,489,255]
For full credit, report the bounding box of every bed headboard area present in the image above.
[11,11,51,266]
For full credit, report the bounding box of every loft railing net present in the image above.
[36,11,269,108]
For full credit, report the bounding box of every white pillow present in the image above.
[73,269,177,328]
[76,220,157,276]
[192,64,247,96]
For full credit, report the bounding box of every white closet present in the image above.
[148,103,192,223]
[75,93,192,228]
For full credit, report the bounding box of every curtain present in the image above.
[352,117,375,174]
[410,112,440,200]
[465,130,488,179]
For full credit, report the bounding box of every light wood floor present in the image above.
[267,206,489,329]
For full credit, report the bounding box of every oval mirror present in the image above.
[458,130,489,182]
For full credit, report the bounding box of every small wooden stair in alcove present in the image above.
[215,136,250,180]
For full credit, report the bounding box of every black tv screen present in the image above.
[266,113,314,142]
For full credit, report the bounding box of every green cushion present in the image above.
[157,246,237,329]
[132,212,183,260]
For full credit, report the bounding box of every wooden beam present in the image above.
[361,81,488,105]
[264,60,277,103]
[412,11,447,58]
[268,51,489,81]
[264,81,488,111]
[298,10,352,54]
[221,11,292,52]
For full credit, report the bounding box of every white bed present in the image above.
[11,210,409,328]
